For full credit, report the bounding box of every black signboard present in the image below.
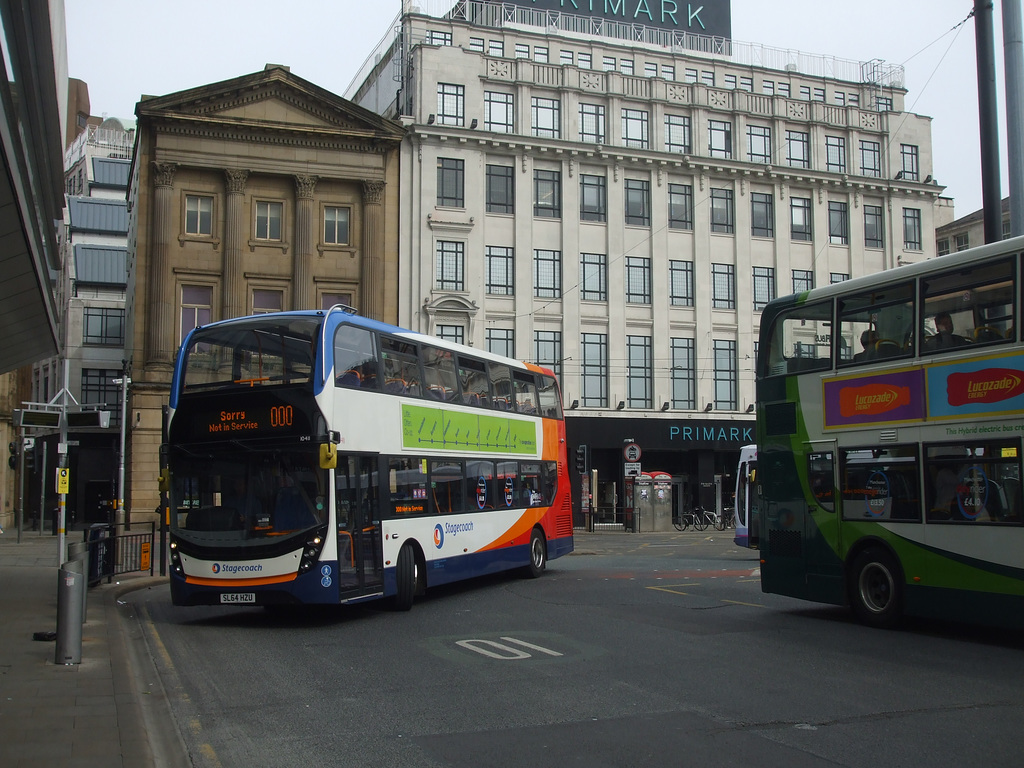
[505,0,732,39]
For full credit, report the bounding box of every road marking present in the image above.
[646,583,699,595]
[499,636,563,656]
[721,599,768,609]
[456,636,563,659]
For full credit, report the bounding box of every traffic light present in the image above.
[575,444,587,474]
[7,441,15,470]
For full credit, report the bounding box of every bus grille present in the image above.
[768,529,802,558]
[556,496,573,538]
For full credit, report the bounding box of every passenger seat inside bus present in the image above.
[338,369,362,388]
[874,339,902,358]
[973,326,1004,344]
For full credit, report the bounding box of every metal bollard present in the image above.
[55,566,84,665]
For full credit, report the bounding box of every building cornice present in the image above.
[410,128,944,198]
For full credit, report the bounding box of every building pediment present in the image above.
[135,65,405,142]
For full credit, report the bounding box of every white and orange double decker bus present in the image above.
[164,307,573,610]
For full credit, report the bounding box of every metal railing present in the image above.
[83,522,155,585]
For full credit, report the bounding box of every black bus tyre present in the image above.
[524,528,547,578]
[849,548,903,629]
[393,543,418,611]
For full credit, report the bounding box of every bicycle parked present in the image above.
[674,506,717,531]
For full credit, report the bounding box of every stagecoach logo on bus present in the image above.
[212,562,263,575]
[434,521,475,548]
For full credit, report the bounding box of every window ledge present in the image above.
[178,234,220,250]
[248,239,289,255]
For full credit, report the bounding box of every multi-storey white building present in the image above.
[28,119,133,530]
[347,0,943,520]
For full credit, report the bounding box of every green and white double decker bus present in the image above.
[755,236,1023,629]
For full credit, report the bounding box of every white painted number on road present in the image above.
[456,636,563,660]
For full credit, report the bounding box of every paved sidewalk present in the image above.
[0,530,177,767]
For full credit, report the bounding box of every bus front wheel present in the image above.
[523,529,547,578]
[849,548,903,629]
[394,543,418,611]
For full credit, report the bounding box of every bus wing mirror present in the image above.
[158,470,170,493]
[749,469,756,483]
[320,442,338,469]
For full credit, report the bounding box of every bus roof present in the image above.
[762,233,1024,315]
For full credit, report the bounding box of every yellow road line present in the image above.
[721,599,767,608]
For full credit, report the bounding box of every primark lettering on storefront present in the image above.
[522,1,732,38]
[573,415,753,524]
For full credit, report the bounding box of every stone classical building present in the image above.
[345,1,944,519]
[125,65,404,522]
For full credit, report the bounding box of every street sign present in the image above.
[56,467,70,494]
[623,443,642,462]
[624,461,642,476]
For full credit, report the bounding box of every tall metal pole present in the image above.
[113,361,130,530]
[57,363,69,562]
[975,0,1003,243]
[1004,0,1024,237]
[39,441,47,537]
[16,427,24,543]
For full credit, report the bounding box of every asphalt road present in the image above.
[123,531,1024,767]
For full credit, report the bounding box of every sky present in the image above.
[65,0,1014,217]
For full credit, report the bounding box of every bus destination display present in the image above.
[175,393,314,442]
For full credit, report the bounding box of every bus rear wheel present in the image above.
[849,548,903,629]
[393,543,418,611]
[523,529,547,578]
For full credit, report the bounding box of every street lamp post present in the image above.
[112,362,130,531]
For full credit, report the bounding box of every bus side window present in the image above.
[389,457,427,517]
[807,452,834,512]
[537,375,563,419]
[431,460,464,515]
[458,356,491,408]
[334,325,380,389]
[921,258,1015,355]
[491,363,513,410]
[422,346,459,402]
[513,371,539,414]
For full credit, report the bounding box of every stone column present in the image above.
[293,174,318,310]
[145,162,177,371]
[222,169,249,320]
[360,180,386,320]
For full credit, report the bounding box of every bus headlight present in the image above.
[169,539,183,575]
[298,527,328,573]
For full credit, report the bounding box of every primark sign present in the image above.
[512,0,732,39]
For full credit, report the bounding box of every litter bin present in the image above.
[87,524,111,587]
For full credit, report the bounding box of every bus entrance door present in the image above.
[336,455,384,601]
[805,446,842,602]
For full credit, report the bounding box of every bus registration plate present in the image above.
[220,593,255,604]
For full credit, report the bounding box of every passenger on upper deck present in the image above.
[852,329,878,362]
[926,312,970,350]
